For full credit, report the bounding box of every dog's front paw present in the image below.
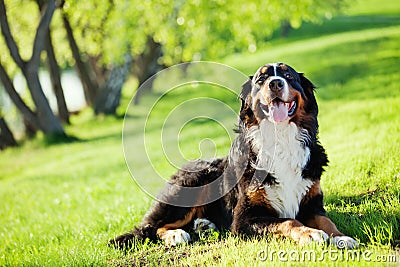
[330,236,359,249]
[297,227,329,246]
[193,218,218,234]
[161,229,191,246]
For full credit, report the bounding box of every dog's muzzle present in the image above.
[266,76,289,100]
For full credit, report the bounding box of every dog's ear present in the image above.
[299,73,316,95]
[240,76,253,101]
[239,77,254,123]
[299,73,318,115]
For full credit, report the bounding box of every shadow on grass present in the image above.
[41,133,82,146]
[38,130,122,147]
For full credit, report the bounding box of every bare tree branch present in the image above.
[45,28,70,123]
[29,0,57,70]
[0,0,25,67]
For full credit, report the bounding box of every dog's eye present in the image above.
[285,73,293,80]
[257,76,266,83]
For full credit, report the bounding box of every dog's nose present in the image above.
[269,79,285,92]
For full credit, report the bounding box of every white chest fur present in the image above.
[246,120,312,218]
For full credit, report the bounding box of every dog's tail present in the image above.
[108,224,157,250]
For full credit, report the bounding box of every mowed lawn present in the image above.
[1,1,400,266]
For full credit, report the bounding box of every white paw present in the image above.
[310,230,330,243]
[331,236,359,249]
[193,218,218,233]
[298,228,329,246]
[161,229,191,246]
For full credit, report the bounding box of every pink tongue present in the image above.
[270,102,288,122]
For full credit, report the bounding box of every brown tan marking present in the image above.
[305,215,344,237]
[260,66,268,74]
[251,98,266,124]
[271,219,328,245]
[246,188,276,216]
[288,86,314,126]
[246,187,272,209]
[301,180,322,204]
[247,187,268,205]
[156,206,205,238]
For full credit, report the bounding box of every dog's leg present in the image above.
[155,206,207,246]
[269,219,330,245]
[109,204,198,248]
[231,204,329,246]
[305,215,359,249]
[297,181,358,248]
[235,217,329,245]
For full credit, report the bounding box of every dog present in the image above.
[110,63,358,249]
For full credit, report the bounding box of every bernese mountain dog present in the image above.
[111,63,358,249]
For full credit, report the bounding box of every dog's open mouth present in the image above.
[262,99,297,123]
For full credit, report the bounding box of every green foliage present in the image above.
[62,0,346,66]
[198,229,220,243]
[151,0,347,65]
[0,0,40,75]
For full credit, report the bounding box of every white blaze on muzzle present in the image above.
[263,64,292,123]
[266,64,289,100]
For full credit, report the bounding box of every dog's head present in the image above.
[240,63,318,135]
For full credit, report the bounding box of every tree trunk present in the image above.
[62,12,99,106]
[0,117,17,150]
[24,118,37,138]
[23,65,66,135]
[281,20,292,38]
[0,0,66,137]
[0,63,40,132]
[36,0,70,124]
[94,53,132,115]
[45,29,70,124]
[133,37,164,105]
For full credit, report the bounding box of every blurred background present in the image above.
[1,0,387,144]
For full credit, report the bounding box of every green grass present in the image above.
[1,0,400,266]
